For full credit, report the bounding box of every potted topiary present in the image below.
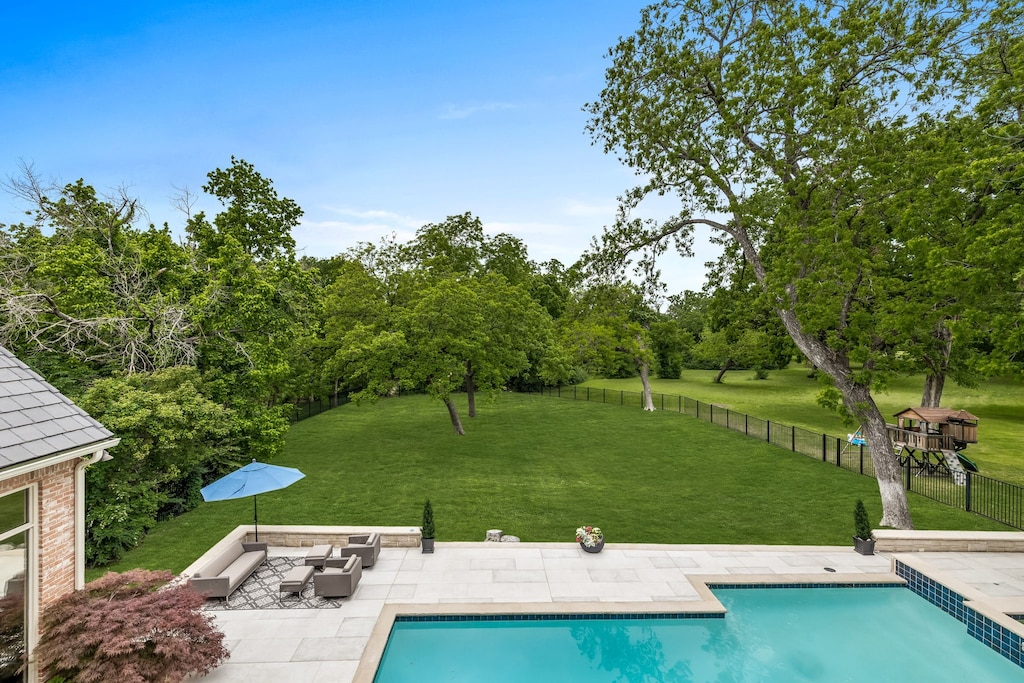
[421,499,435,554]
[853,499,875,555]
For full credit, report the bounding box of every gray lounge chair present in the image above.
[327,532,380,568]
[313,555,362,598]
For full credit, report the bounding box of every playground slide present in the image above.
[955,451,979,473]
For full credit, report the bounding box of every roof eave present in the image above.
[0,437,121,482]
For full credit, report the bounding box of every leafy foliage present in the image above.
[854,499,873,541]
[78,368,233,565]
[36,570,227,683]
[421,499,435,539]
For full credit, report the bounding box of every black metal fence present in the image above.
[287,394,348,424]
[529,385,1024,530]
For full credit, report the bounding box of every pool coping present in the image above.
[352,571,905,682]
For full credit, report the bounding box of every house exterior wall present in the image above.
[0,458,78,610]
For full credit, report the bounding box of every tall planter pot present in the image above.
[421,499,435,554]
[853,536,875,556]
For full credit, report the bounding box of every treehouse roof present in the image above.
[893,407,979,424]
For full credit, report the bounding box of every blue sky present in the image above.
[1,1,716,295]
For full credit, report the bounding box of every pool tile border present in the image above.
[395,611,724,622]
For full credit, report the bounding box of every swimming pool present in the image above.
[373,587,1024,682]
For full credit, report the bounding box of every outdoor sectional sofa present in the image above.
[189,541,268,599]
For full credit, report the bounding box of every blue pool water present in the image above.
[374,587,1024,682]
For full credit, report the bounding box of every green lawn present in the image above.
[91,391,1010,579]
[582,370,1024,484]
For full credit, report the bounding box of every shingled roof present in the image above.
[0,346,115,469]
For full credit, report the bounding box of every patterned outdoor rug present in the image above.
[202,556,343,610]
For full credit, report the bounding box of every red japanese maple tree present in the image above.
[36,569,227,683]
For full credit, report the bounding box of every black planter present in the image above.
[580,538,605,554]
[422,538,435,554]
[853,536,875,556]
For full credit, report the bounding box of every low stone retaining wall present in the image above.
[874,529,1024,553]
[244,524,421,548]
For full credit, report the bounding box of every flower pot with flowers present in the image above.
[576,525,604,553]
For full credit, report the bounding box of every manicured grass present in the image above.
[91,392,1010,579]
[583,370,1024,484]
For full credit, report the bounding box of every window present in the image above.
[0,490,29,683]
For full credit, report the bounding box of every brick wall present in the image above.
[0,457,79,608]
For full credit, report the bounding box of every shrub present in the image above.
[422,499,435,539]
[853,499,873,540]
[36,570,227,683]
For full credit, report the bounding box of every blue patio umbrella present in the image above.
[201,460,305,541]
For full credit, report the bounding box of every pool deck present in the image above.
[195,542,1024,682]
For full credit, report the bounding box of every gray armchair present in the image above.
[327,532,381,568]
[313,555,362,598]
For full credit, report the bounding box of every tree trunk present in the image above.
[775,308,913,529]
[713,359,734,384]
[921,323,953,408]
[465,360,476,418]
[444,397,465,435]
[730,227,914,529]
[921,373,946,409]
[639,358,656,411]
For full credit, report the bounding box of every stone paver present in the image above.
[197,542,1024,682]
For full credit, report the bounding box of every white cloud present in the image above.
[561,197,617,218]
[294,217,417,258]
[320,206,425,229]
[438,102,518,120]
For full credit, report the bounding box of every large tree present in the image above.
[586,0,1006,528]
[0,174,195,382]
[185,158,315,458]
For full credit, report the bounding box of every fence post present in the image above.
[766,420,771,443]
[587,387,590,401]
[661,393,664,411]
[603,388,606,403]
[859,443,864,475]
[678,395,681,413]
[745,414,748,435]
[791,426,796,452]
[905,458,912,491]
[822,434,827,462]
[710,403,714,423]
[696,401,700,420]
[965,470,972,512]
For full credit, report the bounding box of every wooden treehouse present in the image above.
[886,407,980,485]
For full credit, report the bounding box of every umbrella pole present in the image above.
[253,495,259,542]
